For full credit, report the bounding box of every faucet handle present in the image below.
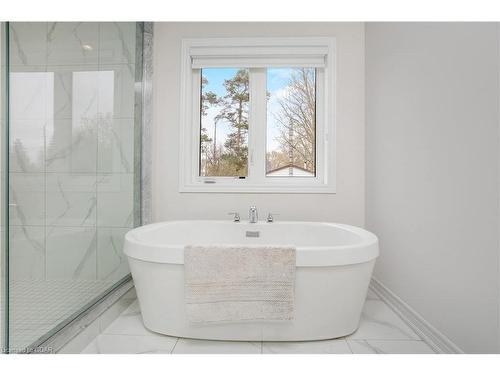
[266,213,279,223]
[228,212,240,222]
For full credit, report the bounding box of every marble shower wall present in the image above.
[8,22,139,283]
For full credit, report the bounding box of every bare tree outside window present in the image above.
[266,68,316,177]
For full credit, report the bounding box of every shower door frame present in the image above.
[1,21,11,354]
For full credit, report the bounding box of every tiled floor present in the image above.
[81,289,436,354]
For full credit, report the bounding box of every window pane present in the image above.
[200,68,249,177]
[266,68,316,177]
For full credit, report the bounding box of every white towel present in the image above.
[184,245,296,323]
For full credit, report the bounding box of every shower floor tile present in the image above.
[8,278,115,352]
[81,288,436,354]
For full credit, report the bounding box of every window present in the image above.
[180,38,335,193]
[266,68,316,177]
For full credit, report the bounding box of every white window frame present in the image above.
[179,37,336,193]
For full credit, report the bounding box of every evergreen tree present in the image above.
[200,75,219,144]
[200,74,219,174]
[215,69,249,175]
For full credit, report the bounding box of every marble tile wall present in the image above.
[140,22,153,225]
[8,22,139,285]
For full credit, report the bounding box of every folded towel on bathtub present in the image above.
[184,245,296,323]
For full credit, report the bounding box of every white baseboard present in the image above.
[369,277,464,354]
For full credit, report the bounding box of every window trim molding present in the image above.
[179,37,336,194]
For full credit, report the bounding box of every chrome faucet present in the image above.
[249,206,258,223]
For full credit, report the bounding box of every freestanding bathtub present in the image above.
[124,220,379,341]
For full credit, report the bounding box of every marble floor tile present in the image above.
[82,334,178,354]
[102,300,155,336]
[172,339,262,354]
[83,293,433,354]
[347,339,435,354]
[262,339,351,354]
[97,292,137,333]
[348,299,420,340]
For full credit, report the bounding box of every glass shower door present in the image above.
[4,22,142,352]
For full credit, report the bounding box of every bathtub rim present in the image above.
[124,220,379,267]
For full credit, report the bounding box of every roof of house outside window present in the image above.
[266,164,315,177]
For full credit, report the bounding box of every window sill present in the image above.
[178,184,337,194]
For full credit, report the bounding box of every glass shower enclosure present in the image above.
[0,22,144,353]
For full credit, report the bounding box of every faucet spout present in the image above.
[249,206,258,223]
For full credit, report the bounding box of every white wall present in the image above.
[152,22,365,225]
[365,23,500,353]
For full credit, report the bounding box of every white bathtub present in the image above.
[124,220,379,341]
